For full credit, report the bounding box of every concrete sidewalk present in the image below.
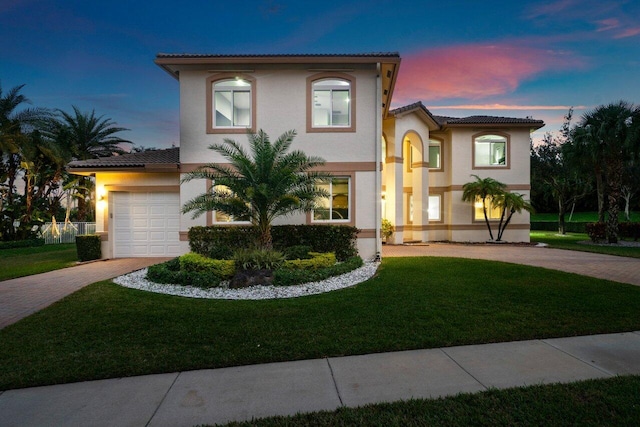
[0,258,171,329]
[1,331,639,426]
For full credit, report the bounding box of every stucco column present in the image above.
[411,164,429,242]
[384,157,404,244]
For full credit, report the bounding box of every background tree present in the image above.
[571,101,640,243]
[531,109,590,234]
[182,130,330,249]
[48,106,132,221]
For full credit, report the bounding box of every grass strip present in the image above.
[0,244,77,281]
[531,231,640,258]
[216,375,640,427]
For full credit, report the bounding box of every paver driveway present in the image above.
[383,243,640,286]
[0,258,171,329]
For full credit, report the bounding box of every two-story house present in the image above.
[68,53,543,260]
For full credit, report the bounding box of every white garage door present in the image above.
[112,192,181,257]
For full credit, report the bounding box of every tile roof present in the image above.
[438,115,545,126]
[68,147,179,169]
[156,52,400,59]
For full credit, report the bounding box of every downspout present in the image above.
[375,66,382,261]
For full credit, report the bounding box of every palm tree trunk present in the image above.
[482,200,494,241]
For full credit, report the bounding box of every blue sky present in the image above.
[2,0,639,149]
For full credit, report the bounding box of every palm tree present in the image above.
[572,101,640,243]
[182,130,331,249]
[494,191,534,241]
[461,175,506,241]
[50,106,132,220]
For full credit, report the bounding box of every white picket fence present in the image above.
[40,222,96,244]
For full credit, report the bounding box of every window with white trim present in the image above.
[428,139,442,170]
[312,79,351,127]
[213,79,251,128]
[313,177,350,221]
[474,134,507,167]
[428,195,441,221]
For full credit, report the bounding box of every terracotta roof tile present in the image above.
[68,147,179,169]
[156,52,400,59]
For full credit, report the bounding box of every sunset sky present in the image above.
[2,0,639,149]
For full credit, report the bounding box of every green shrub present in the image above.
[619,222,640,240]
[188,224,359,261]
[147,257,228,289]
[586,222,606,242]
[75,234,101,261]
[0,239,45,250]
[282,245,312,260]
[179,252,235,278]
[530,221,588,233]
[282,252,336,270]
[274,256,363,287]
[233,249,285,271]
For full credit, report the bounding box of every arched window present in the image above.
[473,133,509,168]
[206,75,256,133]
[307,74,355,132]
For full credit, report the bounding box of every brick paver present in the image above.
[383,243,640,286]
[0,258,171,329]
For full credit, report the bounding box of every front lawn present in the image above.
[2,256,640,390]
[531,231,640,258]
[0,244,77,281]
[531,211,640,222]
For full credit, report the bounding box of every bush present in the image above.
[0,239,45,250]
[75,234,101,261]
[233,249,285,271]
[282,252,336,270]
[530,221,588,233]
[282,245,312,260]
[179,252,235,278]
[586,222,606,242]
[274,256,363,287]
[619,222,640,241]
[188,225,359,261]
[147,255,230,289]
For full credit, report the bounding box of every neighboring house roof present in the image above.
[155,52,401,118]
[67,147,180,175]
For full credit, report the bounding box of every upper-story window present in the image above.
[206,75,256,134]
[473,133,509,168]
[428,139,442,170]
[307,73,355,132]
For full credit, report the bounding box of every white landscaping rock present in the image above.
[113,262,380,300]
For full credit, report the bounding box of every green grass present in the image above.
[216,376,640,427]
[531,231,640,258]
[0,244,77,281]
[531,211,640,222]
[2,257,640,390]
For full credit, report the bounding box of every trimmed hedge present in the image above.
[179,252,235,277]
[0,239,45,250]
[147,256,229,289]
[530,221,587,233]
[282,252,336,270]
[75,235,101,262]
[188,225,359,261]
[274,256,363,287]
[585,222,606,242]
[585,222,640,242]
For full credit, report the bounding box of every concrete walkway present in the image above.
[1,246,639,426]
[1,331,639,426]
[0,258,171,329]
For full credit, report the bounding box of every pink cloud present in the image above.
[614,27,640,38]
[596,18,621,32]
[393,44,583,104]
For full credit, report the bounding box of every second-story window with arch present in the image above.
[312,79,351,127]
[474,134,508,167]
[212,78,252,128]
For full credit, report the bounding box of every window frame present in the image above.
[428,138,444,172]
[307,73,356,133]
[428,193,443,222]
[472,132,510,169]
[206,73,256,134]
[311,176,352,224]
[472,195,503,222]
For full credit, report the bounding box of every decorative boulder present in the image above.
[230,269,274,288]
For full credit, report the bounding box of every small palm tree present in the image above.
[461,175,506,241]
[493,191,534,241]
[182,130,331,249]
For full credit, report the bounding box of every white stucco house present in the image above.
[68,53,544,259]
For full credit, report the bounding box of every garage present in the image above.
[112,192,181,257]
